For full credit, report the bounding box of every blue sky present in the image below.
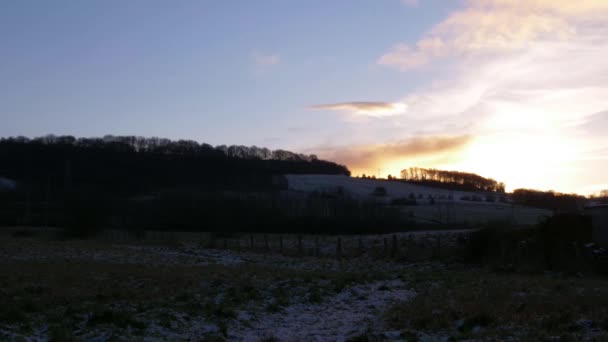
[0,0,455,145]
[2,0,608,194]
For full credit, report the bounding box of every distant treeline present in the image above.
[0,135,349,193]
[511,188,586,212]
[397,167,506,193]
[0,135,414,235]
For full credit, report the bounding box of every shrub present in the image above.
[539,213,591,271]
[371,186,387,196]
[61,190,109,238]
[11,229,37,238]
[465,214,593,272]
[391,198,417,206]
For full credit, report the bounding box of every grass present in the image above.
[259,336,279,342]
[88,309,146,329]
[48,324,78,342]
[0,235,391,339]
[4,231,608,340]
[387,269,608,340]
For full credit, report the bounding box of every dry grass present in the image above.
[387,269,608,340]
[0,236,388,340]
[4,232,608,340]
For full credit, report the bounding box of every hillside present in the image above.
[285,174,507,204]
[0,135,349,193]
[285,175,551,226]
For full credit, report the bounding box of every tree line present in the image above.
[0,135,417,235]
[398,167,506,193]
[0,135,349,193]
[511,189,586,212]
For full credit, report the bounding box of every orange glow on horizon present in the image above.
[349,132,590,194]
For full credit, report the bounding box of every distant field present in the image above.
[285,175,551,226]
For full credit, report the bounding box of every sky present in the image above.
[1,0,608,195]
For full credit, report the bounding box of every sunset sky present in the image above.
[2,1,608,194]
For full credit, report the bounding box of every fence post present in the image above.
[337,237,342,259]
[392,235,398,258]
[573,241,583,265]
[358,236,364,255]
[407,234,413,260]
[435,235,441,259]
[298,235,303,256]
[384,237,389,257]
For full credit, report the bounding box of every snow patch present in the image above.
[230,280,414,341]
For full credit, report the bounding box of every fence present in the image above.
[99,229,475,261]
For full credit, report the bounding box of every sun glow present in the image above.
[368,129,585,194]
[440,131,582,192]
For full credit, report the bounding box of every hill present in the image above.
[0,135,349,193]
[284,174,551,226]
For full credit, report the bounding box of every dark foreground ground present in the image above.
[1,229,608,341]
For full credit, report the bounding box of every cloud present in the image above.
[393,43,608,192]
[310,101,407,117]
[378,0,608,71]
[579,111,608,134]
[252,51,281,72]
[313,135,471,172]
[370,0,608,193]
[401,0,419,7]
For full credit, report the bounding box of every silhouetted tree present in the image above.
[512,189,585,212]
[399,167,505,192]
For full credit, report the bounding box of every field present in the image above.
[285,175,551,226]
[2,228,608,341]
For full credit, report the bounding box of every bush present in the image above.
[464,221,521,264]
[371,186,387,196]
[11,229,37,238]
[61,190,109,238]
[391,197,417,205]
[465,214,593,272]
[539,213,591,270]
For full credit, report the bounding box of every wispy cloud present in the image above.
[310,101,407,118]
[252,51,281,73]
[313,135,471,173]
[378,0,608,71]
[370,0,608,193]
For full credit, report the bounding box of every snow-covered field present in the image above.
[0,235,433,341]
[2,232,608,341]
[285,174,551,225]
[229,279,413,341]
[285,174,482,203]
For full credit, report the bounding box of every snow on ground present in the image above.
[284,174,551,225]
[0,242,244,266]
[230,279,414,341]
[284,174,494,204]
[0,231,457,271]
[0,237,442,341]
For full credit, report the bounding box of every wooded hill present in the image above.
[0,135,349,194]
[398,167,506,193]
